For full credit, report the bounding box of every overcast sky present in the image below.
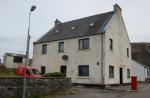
[0,0,150,60]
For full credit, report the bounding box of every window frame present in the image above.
[59,42,64,52]
[79,38,90,50]
[109,66,114,78]
[127,48,129,57]
[109,38,113,51]
[127,69,130,79]
[78,65,89,77]
[13,56,23,63]
[42,44,47,54]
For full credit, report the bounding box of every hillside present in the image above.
[131,42,150,66]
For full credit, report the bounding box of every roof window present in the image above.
[70,26,77,30]
[54,30,59,33]
[89,23,95,27]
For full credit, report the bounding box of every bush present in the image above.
[45,72,65,77]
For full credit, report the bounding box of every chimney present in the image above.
[114,4,122,13]
[55,19,61,26]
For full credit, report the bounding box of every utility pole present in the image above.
[22,5,36,98]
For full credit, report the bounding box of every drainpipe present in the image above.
[101,33,105,85]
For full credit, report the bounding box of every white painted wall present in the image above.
[33,35,103,84]
[103,10,131,84]
[132,60,146,81]
[3,56,27,68]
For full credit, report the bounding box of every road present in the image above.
[49,83,150,98]
[120,88,150,98]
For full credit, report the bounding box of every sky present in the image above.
[0,0,150,61]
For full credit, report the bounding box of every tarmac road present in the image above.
[49,83,150,98]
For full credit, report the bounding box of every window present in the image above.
[54,30,59,34]
[13,56,23,63]
[42,44,47,54]
[127,69,130,78]
[79,38,89,50]
[109,66,114,78]
[89,23,95,27]
[127,48,129,57]
[109,38,113,50]
[59,42,64,52]
[71,26,77,30]
[78,65,89,76]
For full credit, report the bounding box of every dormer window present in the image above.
[71,26,76,30]
[89,23,95,27]
[54,30,59,33]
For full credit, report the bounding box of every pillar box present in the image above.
[131,76,137,90]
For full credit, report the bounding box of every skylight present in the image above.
[89,23,95,27]
[71,26,76,30]
[54,30,59,33]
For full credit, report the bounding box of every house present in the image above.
[132,60,149,82]
[3,53,27,69]
[33,4,131,85]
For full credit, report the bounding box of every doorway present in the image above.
[41,66,46,74]
[60,66,67,77]
[119,68,123,84]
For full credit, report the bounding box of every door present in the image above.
[41,66,46,74]
[60,66,67,77]
[119,68,123,84]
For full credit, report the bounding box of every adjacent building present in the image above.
[33,4,132,85]
[3,53,27,68]
[132,60,149,81]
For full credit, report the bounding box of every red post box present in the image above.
[131,76,137,90]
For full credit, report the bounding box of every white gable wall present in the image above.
[103,11,131,84]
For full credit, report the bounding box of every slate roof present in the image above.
[34,11,115,44]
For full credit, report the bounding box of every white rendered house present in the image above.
[33,4,131,85]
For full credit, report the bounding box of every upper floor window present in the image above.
[78,65,89,76]
[127,48,129,57]
[79,38,89,50]
[109,66,114,78]
[59,42,64,52]
[42,44,47,54]
[109,38,113,50]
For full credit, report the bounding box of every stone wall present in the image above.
[0,77,72,97]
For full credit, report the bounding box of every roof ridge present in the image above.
[61,11,114,24]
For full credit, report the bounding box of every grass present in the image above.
[0,71,18,77]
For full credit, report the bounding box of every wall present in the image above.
[0,77,71,97]
[104,9,131,84]
[132,60,146,81]
[33,35,103,84]
[4,56,27,68]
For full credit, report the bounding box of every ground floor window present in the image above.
[78,65,89,76]
[109,66,114,78]
[127,69,130,78]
